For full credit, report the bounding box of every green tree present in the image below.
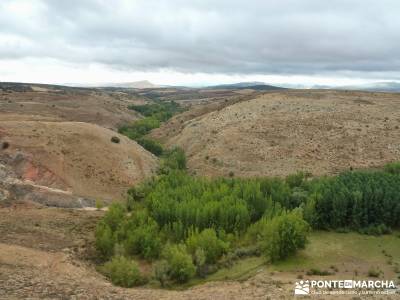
[186,228,228,264]
[100,256,143,287]
[162,244,195,283]
[256,210,310,262]
[95,222,115,258]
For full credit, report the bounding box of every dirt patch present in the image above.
[0,121,158,206]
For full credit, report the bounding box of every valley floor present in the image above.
[0,203,398,299]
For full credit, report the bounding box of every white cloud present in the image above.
[1,0,400,85]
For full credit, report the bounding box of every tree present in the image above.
[256,210,310,262]
[162,244,195,283]
[100,256,143,287]
[186,228,228,264]
[95,222,115,258]
[103,203,125,231]
[153,260,169,287]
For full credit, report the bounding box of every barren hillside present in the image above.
[0,121,157,207]
[156,90,400,177]
[0,84,145,129]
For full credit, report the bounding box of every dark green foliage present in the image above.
[384,162,400,175]
[285,171,306,188]
[111,136,120,143]
[367,267,381,278]
[162,244,196,283]
[359,224,392,236]
[99,256,143,287]
[119,101,183,157]
[306,268,334,276]
[137,137,163,156]
[310,170,400,230]
[128,101,182,121]
[186,228,229,264]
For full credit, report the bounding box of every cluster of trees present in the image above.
[96,141,400,287]
[304,170,400,231]
[128,101,183,122]
[118,101,183,156]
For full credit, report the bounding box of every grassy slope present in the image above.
[273,231,400,275]
[180,231,400,288]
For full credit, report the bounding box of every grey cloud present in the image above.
[1,0,400,77]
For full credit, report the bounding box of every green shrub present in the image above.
[384,162,400,174]
[153,260,169,287]
[359,224,392,236]
[193,248,207,277]
[306,268,333,276]
[256,210,310,262]
[285,172,305,188]
[162,244,195,283]
[100,256,143,287]
[102,203,125,231]
[161,147,187,171]
[95,199,104,210]
[118,117,160,140]
[137,137,163,156]
[186,228,229,264]
[95,222,115,258]
[120,211,162,260]
[124,222,161,259]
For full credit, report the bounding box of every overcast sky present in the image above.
[1,0,400,86]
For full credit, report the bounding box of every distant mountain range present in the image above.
[207,82,286,90]
[334,82,400,92]
[66,80,159,89]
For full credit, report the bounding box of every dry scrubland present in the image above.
[154,90,400,177]
[0,85,158,207]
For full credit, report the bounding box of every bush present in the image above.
[96,199,104,210]
[186,228,229,264]
[111,136,120,144]
[124,221,161,260]
[286,172,305,188]
[256,210,310,262]
[193,248,207,277]
[359,224,392,236]
[153,260,169,287]
[384,162,400,174]
[2,141,9,150]
[99,256,143,287]
[102,203,125,231]
[162,244,195,283]
[95,222,115,258]
[137,137,163,156]
[161,147,187,171]
[367,267,380,278]
[306,268,333,276]
[118,117,160,140]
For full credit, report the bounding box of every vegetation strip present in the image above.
[95,136,400,287]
